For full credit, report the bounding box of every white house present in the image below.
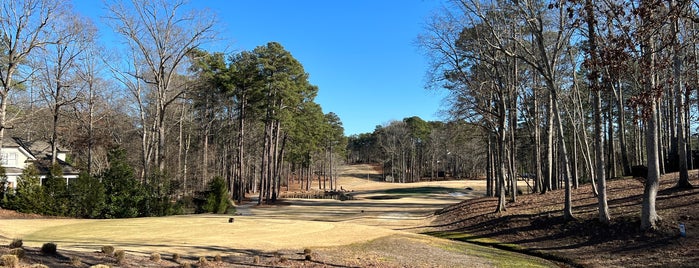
[1,137,79,190]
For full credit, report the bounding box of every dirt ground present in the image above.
[428,171,699,268]
[0,164,555,267]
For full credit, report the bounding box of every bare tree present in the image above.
[106,0,216,175]
[0,0,63,152]
[34,14,95,165]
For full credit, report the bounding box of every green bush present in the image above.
[202,177,230,214]
[41,242,57,254]
[5,165,45,214]
[1,254,19,268]
[43,164,69,216]
[69,172,106,218]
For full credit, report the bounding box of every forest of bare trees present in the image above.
[0,0,346,216]
[413,0,699,230]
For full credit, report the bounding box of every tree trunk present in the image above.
[551,87,574,220]
[595,89,610,223]
[544,90,554,194]
[495,95,507,213]
[642,98,661,230]
[672,4,691,189]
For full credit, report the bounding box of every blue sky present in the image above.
[73,0,449,136]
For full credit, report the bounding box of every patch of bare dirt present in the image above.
[429,172,699,268]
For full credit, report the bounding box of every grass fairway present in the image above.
[1,215,398,256]
[0,164,557,267]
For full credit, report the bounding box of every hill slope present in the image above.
[428,172,699,267]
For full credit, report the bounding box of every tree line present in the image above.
[0,0,346,217]
[347,117,486,183]
[418,0,698,230]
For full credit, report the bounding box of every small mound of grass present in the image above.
[150,252,161,262]
[101,245,114,255]
[1,254,19,268]
[41,243,57,255]
[114,249,126,264]
[9,239,23,249]
[9,248,25,260]
[70,256,82,267]
[198,256,209,266]
[172,253,181,263]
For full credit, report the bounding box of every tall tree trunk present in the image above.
[672,2,691,188]
[236,99,246,204]
[552,94,574,220]
[509,58,518,202]
[616,81,631,176]
[544,90,554,193]
[595,89,610,223]
[606,91,616,179]
[487,133,494,197]
[533,88,543,194]
[641,5,660,228]
[495,96,507,213]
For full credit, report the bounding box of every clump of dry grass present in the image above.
[9,239,23,249]
[114,249,126,264]
[198,256,209,266]
[30,264,49,268]
[213,254,222,262]
[9,248,25,260]
[150,252,161,262]
[303,248,313,261]
[70,256,82,267]
[180,261,191,268]
[1,254,19,268]
[172,253,181,263]
[101,245,114,255]
[253,255,260,264]
[89,264,111,268]
[41,243,57,255]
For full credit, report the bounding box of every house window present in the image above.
[1,153,17,166]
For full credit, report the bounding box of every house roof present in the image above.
[4,137,79,175]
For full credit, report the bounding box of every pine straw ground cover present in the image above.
[426,171,699,268]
